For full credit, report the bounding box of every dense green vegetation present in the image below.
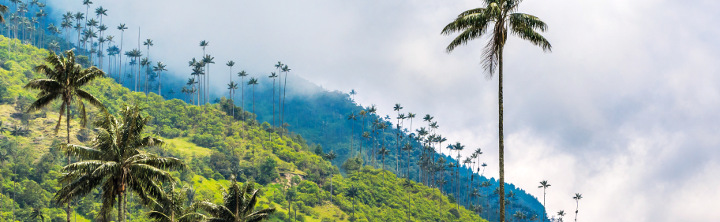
[0,35,486,221]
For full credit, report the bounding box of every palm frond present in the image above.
[76,89,107,111]
[25,91,60,113]
[509,13,552,52]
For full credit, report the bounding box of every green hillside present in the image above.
[0,35,485,221]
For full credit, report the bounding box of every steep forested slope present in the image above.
[0,36,485,221]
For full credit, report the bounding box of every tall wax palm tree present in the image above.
[105,36,115,74]
[393,103,403,172]
[117,24,128,82]
[198,178,275,222]
[199,40,209,102]
[153,62,167,96]
[61,15,73,48]
[538,180,551,222]
[202,54,214,104]
[126,48,142,91]
[274,61,283,125]
[324,151,337,202]
[346,185,359,219]
[55,106,185,222]
[247,77,258,115]
[269,72,278,127]
[347,113,358,152]
[226,60,235,83]
[280,64,291,130]
[191,63,204,106]
[378,146,389,170]
[95,6,107,26]
[82,0,92,30]
[237,70,248,119]
[442,1,552,220]
[86,18,99,60]
[143,39,154,93]
[97,24,108,67]
[573,193,582,222]
[227,81,239,118]
[140,57,150,94]
[73,12,83,48]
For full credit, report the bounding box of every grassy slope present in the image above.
[0,35,486,221]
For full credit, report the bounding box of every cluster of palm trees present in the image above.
[19,0,171,98]
[342,99,502,215]
[0,0,51,47]
[536,180,583,222]
[24,49,275,222]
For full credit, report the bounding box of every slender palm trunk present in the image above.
[241,77,245,121]
[136,28,140,92]
[543,188,547,222]
[146,46,150,94]
[158,71,162,96]
[252,85,255,115]
[575,200,579,222]
[498,47,506,222]
[329,174,333,203]
[119,32,124,83]
[281,72,288,131]
[65,102,71,222]
[272,79,276,127]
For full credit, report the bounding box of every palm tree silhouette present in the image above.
[442,1,552,220]
[393,103,403,173]
[538,180,551,221]
[268,72,279,127]
[346,185,359,219]
[143,39,154,93]
[82,0,92,30]
[378,146,389,170]
[557,210,566,222]
[247,77,259,115]
[55,106,184,222]
[226,60,235,84]
[573,193,582,222]
[153,62,167,96]
[199,40,209,102]
[117,24,128,80]
[347,112,357,154]
[280,64,291,131]
[227,81,239,118]
[202,54,215,104]
[324,151,337,202]
[237,70,248,120]
[140,57,151,95]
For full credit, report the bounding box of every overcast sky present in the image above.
[49,0,720,221]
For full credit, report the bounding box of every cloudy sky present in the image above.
[49,0,720,221]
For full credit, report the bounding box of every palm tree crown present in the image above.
[55,105,185,221]
[198,178,276,222]
[25,49,106,137]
